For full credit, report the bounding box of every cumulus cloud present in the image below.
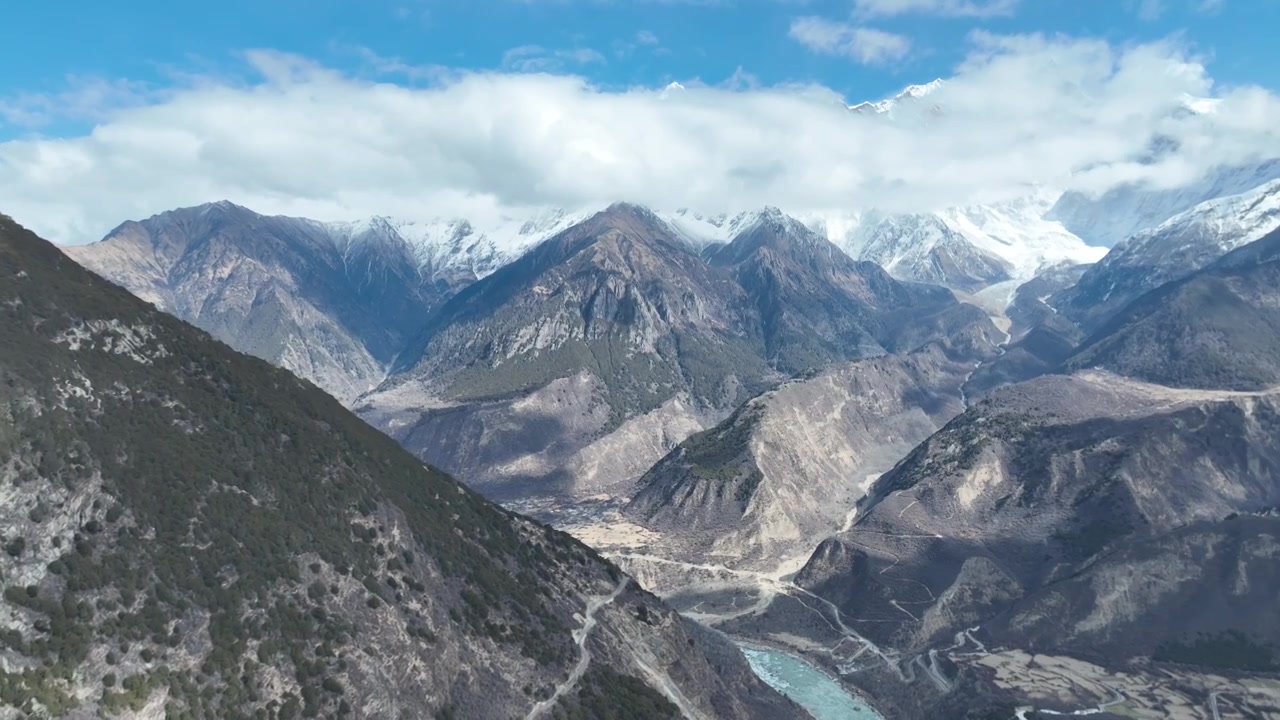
[788,17,912,64]
[2,34,1278,244]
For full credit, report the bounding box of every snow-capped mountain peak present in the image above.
[326,208,595,282]
[751,207,830,246]
[801,190,1106,293]
[330,215,400,243]
[901,78,945,99]
[848,78,945,115]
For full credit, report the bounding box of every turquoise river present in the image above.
[740,645,883,720]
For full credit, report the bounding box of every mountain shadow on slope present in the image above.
[708,208,997,375]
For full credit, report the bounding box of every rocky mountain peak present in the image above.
[709,207,835,268]
[539,202,690,264]
[602,200,652,215]
[203,198,252,213]
[178,199,261,232]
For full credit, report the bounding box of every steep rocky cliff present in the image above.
[625,338,997,572]
[797,371,1280,657]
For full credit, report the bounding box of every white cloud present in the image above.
[2,35,1278,244]
[343,45,454,83]
[1128,0,1228,19]
[789,17,911,64]
[0,76,155,129]
[502,45,606,72]
[852,0,1020,18]
[1132,0,1165,19]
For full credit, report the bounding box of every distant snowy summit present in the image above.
[325,208,593,283]
[308,196,1107,297]
[845,78,1224,124]
[848,79,945,115]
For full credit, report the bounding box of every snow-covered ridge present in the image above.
[659,207,815,250]
[804,189,1106,285]
[325,207,596,280]
[662,193,1106,293]
[1104,178,1280,268]
[1055,178,1280,326]
[1048,159,1280,248]
[848,79,1215,119]
[900,79,945,99]
[941,190,1109,276]
[848,78,945,115]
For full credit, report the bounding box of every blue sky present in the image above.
[2,0,1279,243]
[3,0,1274,138]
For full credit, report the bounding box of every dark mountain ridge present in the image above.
[389,202,772,415]
[708,208,992,374]
[65,202,444,403]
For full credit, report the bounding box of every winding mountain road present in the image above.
[610,552,905,678]
[525,578,631,720]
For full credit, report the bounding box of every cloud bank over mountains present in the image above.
[2,31,1277,244]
